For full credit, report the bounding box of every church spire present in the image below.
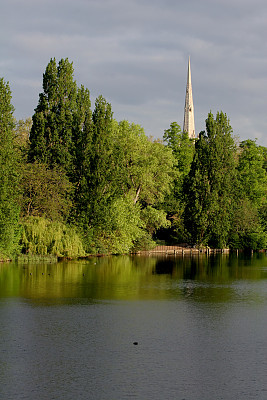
[183,57,195,138]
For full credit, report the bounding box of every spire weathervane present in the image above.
[183,57,195,138]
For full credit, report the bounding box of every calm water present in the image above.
[0,253,267,400]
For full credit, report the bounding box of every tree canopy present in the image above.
[0,58,266,258]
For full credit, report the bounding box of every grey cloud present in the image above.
[1,0,266,146]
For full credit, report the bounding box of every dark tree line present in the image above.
[0,58,266,259]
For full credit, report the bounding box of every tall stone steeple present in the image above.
[183,57,195,138]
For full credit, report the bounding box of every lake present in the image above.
[0,253,267,400]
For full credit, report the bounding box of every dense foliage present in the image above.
[184,112,238,248]
[0,58,266,259]
[20,217,85,258]
[0,78,20,259]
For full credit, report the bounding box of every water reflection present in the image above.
[154,252,267,280]
[0,253,266,304]
[1,253,267,400]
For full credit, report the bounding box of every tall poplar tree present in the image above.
[86,95,114,226]
[0,78,20,258]
[71,86,94,224]
[184,111,237,248]
[28,58,94,223]
[72,85,93,181]
[29,58,79,174]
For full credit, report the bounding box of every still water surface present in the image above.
[0,253,267,400]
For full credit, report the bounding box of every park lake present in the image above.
[1,253,267,399]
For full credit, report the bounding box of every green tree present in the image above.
[237,139,267,207]
[19,163,73,221]
[28,58,94,228]
[29,58,73,167]
[0,78,20,258]
[76,95,114,229]
[114,120,175,205]
[91,195,144,254]
[78,118,176,253]
[228,139,267,250]
[163,122,195,178]
[91,95,114,200]
[184,111,237,248]
[228,199,266,250]
[71,85,93,185]
[140,206,170,235]
[162,122,195,243]
[29,58,87,176]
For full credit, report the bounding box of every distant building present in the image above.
[183,57,195,138]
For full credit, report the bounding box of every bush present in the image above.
[132,231,156,252]
[229,230,267,250]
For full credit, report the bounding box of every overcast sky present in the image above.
[1,0,267,146]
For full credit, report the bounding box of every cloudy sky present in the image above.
[1,0,267,146]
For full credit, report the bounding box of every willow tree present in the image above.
[0,78,20,258]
